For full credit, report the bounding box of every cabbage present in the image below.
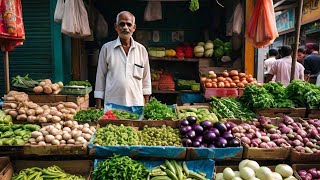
[214,47,224,59]
[214,38,224,48]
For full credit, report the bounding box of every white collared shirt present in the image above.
[264,57,277,81]
[94,37,152,106]
[269,56,305,86]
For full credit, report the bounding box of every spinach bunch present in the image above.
[143,98,176,120]
[73,109,104,122]
[92,155,149,180]
[263,82,295,108]
[239,85,275,109]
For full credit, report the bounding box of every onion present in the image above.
[240,137,250,145]
[280,126,293,134]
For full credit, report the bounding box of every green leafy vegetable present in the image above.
[67,80,91,87]
[143,98,176,120]
[112,110,139,120]
[189,0,199,12]
[73,109,104,122]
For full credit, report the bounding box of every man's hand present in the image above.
[144,95,150,105]
[96,98,102,109]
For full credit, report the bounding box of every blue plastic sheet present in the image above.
[88,135,186,159]
[187,147,243,160]
[94,158,215,179]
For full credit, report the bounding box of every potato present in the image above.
[42,105,50,110]
[43,79,52,85]
[35,108,44,115]
[16,114,27,121]
[9,110,18,118]
[26,109,36,116]
[56,104,64,110]
[33,86,43,94]
[51,83,59,91]
[43,85,52,94]
[63,102,79,110]
[67,108,77,115]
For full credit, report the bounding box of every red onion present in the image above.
[231,126,240,133]
[269,134,280,140]
[240,136,250,145]
[280,126,293,134]
[295,134,303,142]
[298,170,307,176]
[245,133,254,139]
[261,136,271,142]
[278,123,286,128]
[268,128,277,134]
[251,138,262,145]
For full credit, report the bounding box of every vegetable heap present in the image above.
[66,80,91,87]
[143,98,176,120]
[298,167,320,180]
[112,109,139,120]
[11,74,39,89]
[216,160,296,180]
[178,107,219,123]
[180,116,240,148]
[210,97,256,121]
[149,160,209,180]
[239,85,275,109]
[73,108,104,122]
[0,124,40,146]
[93,124,139,146]
[139,125,182,146]
[12,165,85,180]
[263,82,295,108]
[92,155,149,180]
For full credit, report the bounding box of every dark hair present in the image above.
[298,47,305,53]
[312,44,319,51]
[268,49,279,57]
[279,45,292,57]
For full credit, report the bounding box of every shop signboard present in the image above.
[276,8,295,33]
[302,0,320,25]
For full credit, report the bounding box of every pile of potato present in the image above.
[33,79,63,95]
[26,121,96,146]
[3,91,79,123]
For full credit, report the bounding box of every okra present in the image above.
[188,171,208,180]
[182,161,190,177]
[165,169,178,180]
[151,176,171,180]
[165,160,176,175]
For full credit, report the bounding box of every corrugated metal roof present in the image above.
[0,0,53,96]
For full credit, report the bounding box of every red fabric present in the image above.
[0,0,25,52]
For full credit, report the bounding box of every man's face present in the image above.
[297,52,304,62]
[115,13,136,40]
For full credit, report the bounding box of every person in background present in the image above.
[297,47,305,64]
[94,11,152,108]
[266,45,305,86]
[264,49,278,82]
[304,43,320,76]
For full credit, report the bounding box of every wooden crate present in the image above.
[290,148,320,163]
[306,108,320,119]
[2,160,92,180]
[28,94,89,110]
[23,144,87,156]
[0,157,11,180]
[292,164,320,180]
[255,108,307,118]
[0,163,13,180]
[242,144,290,160]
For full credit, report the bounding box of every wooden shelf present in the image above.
[149,56,211,62]
[152,90,200,94]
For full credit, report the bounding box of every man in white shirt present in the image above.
[264,49,278,82]
[94,11,152,108]
[266,46,305,86]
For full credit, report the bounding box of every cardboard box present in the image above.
[242,144,290,160]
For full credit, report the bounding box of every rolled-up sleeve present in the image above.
[142,48,152,95]
[94,45,108,99]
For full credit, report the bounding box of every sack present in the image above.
[144,1,162,21]
[61,0,91,38]
[54,0,64,23]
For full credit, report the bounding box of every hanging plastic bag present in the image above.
[246,0,278,48]
[144,1,162,21]
[226,2,243,36]
[54,0,64,23]
[61,0,91,38]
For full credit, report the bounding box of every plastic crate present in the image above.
[61,86,92,95]
[203,87,238,99]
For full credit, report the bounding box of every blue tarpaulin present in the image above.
[186,147,243,160]
[93,158,215,179]
[104,103,144,120]
[88,135,186,159]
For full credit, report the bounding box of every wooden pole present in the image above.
[4,51,10,93]
[290,0,304,82]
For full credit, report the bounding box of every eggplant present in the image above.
[180,119,189,126]
[192,124,204,135]
[209,128,220,137]
[186,116,197,125]
[208,144,215,148]
[215,137,227,148]
[222,132,234,140]
[195,136,203,143]
[228,138,240,147]
[181,138,192,147]
[203,131,216,143]
[193,141,201,147]
[180,126,191,135]
[214,122,227,134]
[200,120,213,130]
[186,130,196,139]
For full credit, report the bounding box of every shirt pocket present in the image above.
[133,63,144,80]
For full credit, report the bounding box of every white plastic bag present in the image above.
[61,0,91,38]
[226,2,243,36]
[144,1,162,21]
[54,0,65,23]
